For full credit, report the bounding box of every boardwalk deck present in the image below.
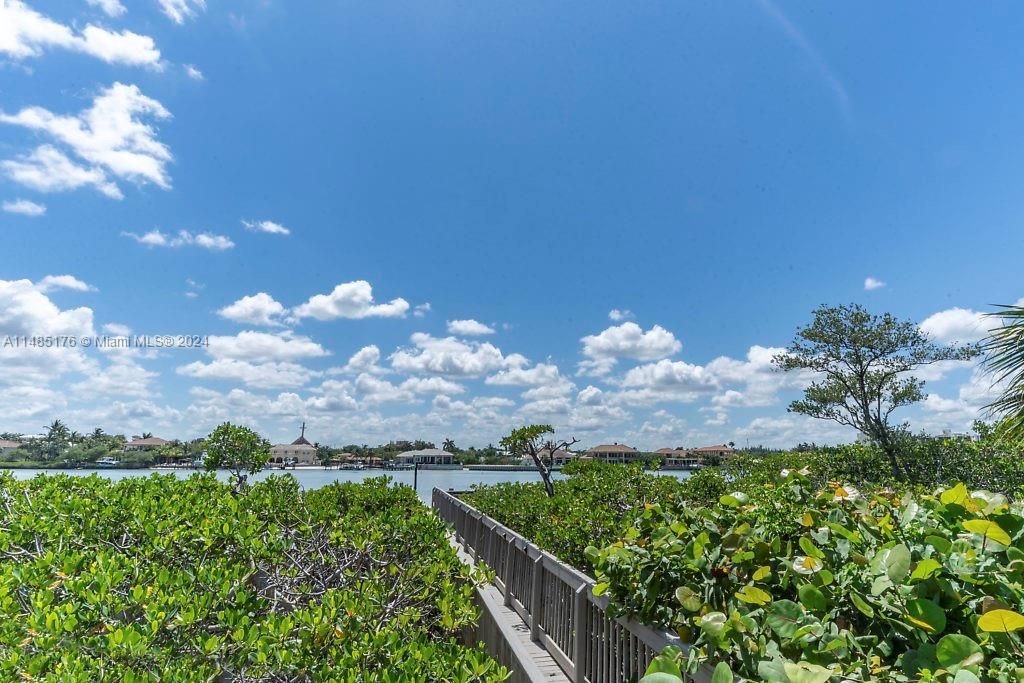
[435,488,714,683]
[450,534,570,682]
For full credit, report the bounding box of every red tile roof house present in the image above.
[0,440,23,454]
[585,443,642,464]
[123,437,171,452]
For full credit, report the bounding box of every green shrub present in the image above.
[0,473,507,681]
[465,461,687,572]
[589,471,1024,682]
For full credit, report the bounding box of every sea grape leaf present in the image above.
[798,584,827,612]
[977,609,1024,633]
[905,598,946,634]
[962,519,1011,548]
[766,600,804,639]
[935,634,983,669]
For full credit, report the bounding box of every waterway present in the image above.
[4,467,692,503]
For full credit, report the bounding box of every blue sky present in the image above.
[0,0,1020,448]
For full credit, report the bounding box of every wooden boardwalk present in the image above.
[436,489,708,683]
[450,535,569,682]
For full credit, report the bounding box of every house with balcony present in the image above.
[655,447,701,469]
[585,443,641,464]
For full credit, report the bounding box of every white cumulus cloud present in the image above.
[3,145,122,198]
[920,307,990,344]
[0,83,172,199]
[864,276,885,291]
[578,322,681,376]
[293,281,409,320]
[2,198,45,216]
[36,274,94,293]
[204,331,328,363]
[0,1,160,66]
[218,293,286,326]
[391,333,523,378]
[177,359,314,389]
[447,319,495,336]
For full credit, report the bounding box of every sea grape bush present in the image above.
[588,471,1024,682]
[0,473,507,682]
[722,435,1024,496]
[464,460,686,572]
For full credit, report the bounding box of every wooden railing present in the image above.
[433,488,710,683]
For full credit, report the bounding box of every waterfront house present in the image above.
[691,444,736,461]
[394,448,458,468]
[0,439,22,455]
[520,447,577,468]
[123,436,171,452]
[585,443,641,464]
[269,424,318,466]
[655,447,701,469]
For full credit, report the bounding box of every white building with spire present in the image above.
[269,423,318,466]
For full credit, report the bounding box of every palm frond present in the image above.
[982,305,1024,440]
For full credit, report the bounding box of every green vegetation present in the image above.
[464,460,685,571]
[599,471,1024,682]
[0,473,506,681]
[704,425,1024,498]
[983,304,1024,441]
[203,421,271,491]
[773,303,979,479]
[499,424,578,497]
[465,430,1024,682]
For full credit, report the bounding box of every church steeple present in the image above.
[291,422,312,446]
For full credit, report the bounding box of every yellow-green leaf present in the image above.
[735,585,772,605]
[978,609,1024,633]
[940,483,970,506]
[962,519,1011,547]
[910,558,942,581]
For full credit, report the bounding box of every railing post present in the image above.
[573,584,588,683]
[503,535,514,607]
[474,512,484,561]
[530,555,544,641]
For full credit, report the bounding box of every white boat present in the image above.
[96,457,121,468]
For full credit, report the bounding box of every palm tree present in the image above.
[982,304,1024,440]
[141,432,154,440]
[43,419,70,461]
[442,438,457,453]
[91,427,106,439]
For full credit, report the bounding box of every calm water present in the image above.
[4,467,691,503]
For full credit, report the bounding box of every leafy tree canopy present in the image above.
[773,303,978,479]
[203,422,270,491]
